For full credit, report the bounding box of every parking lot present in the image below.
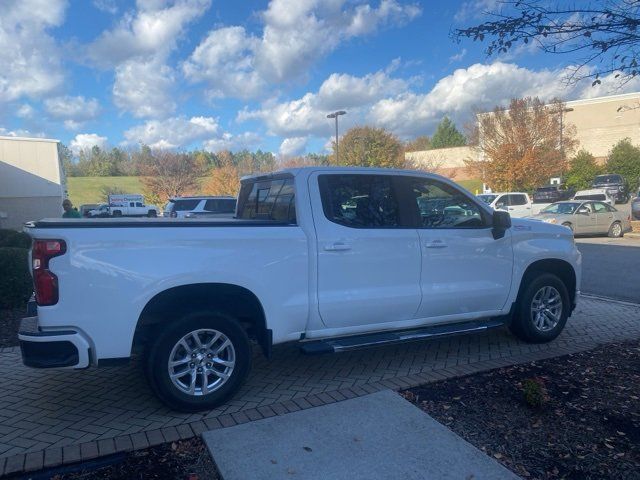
[1,296,639,475]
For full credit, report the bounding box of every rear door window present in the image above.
[237,177,296,223]
[204,199,236,213]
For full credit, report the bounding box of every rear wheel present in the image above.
[112,210,122,217]
[509,273,569,343]
[608,221,623,238]
[147,210,157,218]
[145,311,252,412]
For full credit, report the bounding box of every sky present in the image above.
[1,0,639,158]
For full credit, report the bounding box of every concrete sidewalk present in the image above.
[203,390,519,480]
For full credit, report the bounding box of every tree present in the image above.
[606,138,640,192]
[58,143,75,177]
[201,158,241,197]
[331,126,406,168]
[466,97,578,191]
[454,1,640,86]
[430,117,466,149]
[100,185,127,202]
[139,150,204,205]
[404,135,432,152]
[565,150,602,190]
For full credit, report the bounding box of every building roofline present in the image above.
[565,91,640,108]
[0,135,60,144]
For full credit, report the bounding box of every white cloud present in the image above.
[113,59,176,118]
[454,0,500,22]
[123,115,220,148]
[577,71,640,99]
[93,0,118,14]
[203,131,262,152]
[182,26,265,100]
[255,0,421,82]
[16,104,35,119]
[0,127,45,138]
[86,0,211,68]
[279,137,308,156]
[70,133,108,154]
[44,95,101,130]
[449,49,467,63]
[0,0,66,102]
[239,67,406,137]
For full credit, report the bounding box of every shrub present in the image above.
[0,247,33,309]
[566,150,602,191]
[0,229,31,249]
[522,377,549,408]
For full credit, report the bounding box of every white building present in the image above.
[0,136,66,230]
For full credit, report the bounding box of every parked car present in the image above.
[163,196,237,218]
[532,184,575,204]
[79,204,99,217]
[573,188,615,206]
[632,191,640,220]
[591,174,629,204]
[532,200,631,237]
[87,204,110,218]
[476,192,533,217]
[19,167,581,412]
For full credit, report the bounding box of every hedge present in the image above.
[0,247,33,309]
[0,229,31,249]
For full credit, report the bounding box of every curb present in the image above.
[579,293,640,308]
[2,333,638,477]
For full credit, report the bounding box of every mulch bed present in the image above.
[14,437,219,480]
[0,307,24,348]
[401,340,640,480]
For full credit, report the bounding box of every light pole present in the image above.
[327,110,346,162]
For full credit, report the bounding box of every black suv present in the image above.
[591,174,629,204]
[532,184,575,203]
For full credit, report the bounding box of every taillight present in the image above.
[32,239,66,306]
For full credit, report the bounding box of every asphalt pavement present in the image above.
[575,236,640,303]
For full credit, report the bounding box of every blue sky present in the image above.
[2,0,639,157]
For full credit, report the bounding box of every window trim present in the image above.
[398,176,492,230]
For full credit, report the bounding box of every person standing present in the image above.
[62,199,82,218]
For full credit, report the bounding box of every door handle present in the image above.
[425,240,448,249]
[324,242,352,251]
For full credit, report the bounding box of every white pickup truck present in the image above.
[19,167,581,411]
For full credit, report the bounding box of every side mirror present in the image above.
[492,210,511,239]
[577,207,589,215]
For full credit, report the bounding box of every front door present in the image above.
[402,177,513,320]
[312,173,422,329]
[505,194,532,218]
[576,202,598,233]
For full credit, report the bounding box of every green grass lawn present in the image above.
[456,178,483,194]
[67,177,144,205]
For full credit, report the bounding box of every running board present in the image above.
[300,318,505,355]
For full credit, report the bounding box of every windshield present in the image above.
[541,202,580,214]
[535,186,558,192]
[477,194,498,204]
[593,175,622,184]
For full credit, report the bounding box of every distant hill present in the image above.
[66,177,144,205]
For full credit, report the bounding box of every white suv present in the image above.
[163,196,237,218]
[573,188,614,206]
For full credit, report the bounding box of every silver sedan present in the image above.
[531,201,631,237]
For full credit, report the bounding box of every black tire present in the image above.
[112,210,122,217]
[147,210,157,218]
[561,222,573,233]
[509,273,570,343]
[145,311,252,412]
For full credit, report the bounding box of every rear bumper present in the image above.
[18,317,92,369]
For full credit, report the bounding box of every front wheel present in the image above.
[145,311,252,412]
[509,273,570,343]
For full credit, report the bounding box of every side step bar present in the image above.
[300,318,505,355]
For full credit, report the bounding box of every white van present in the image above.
[573,188,614,206]
[476,192,533,218]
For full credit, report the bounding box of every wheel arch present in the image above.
[518,258,577,308]
[133,283,271,358]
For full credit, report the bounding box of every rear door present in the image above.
[311,173,422,328]
[592,201,614,234]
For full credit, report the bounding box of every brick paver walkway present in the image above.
[1,296,639,476]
